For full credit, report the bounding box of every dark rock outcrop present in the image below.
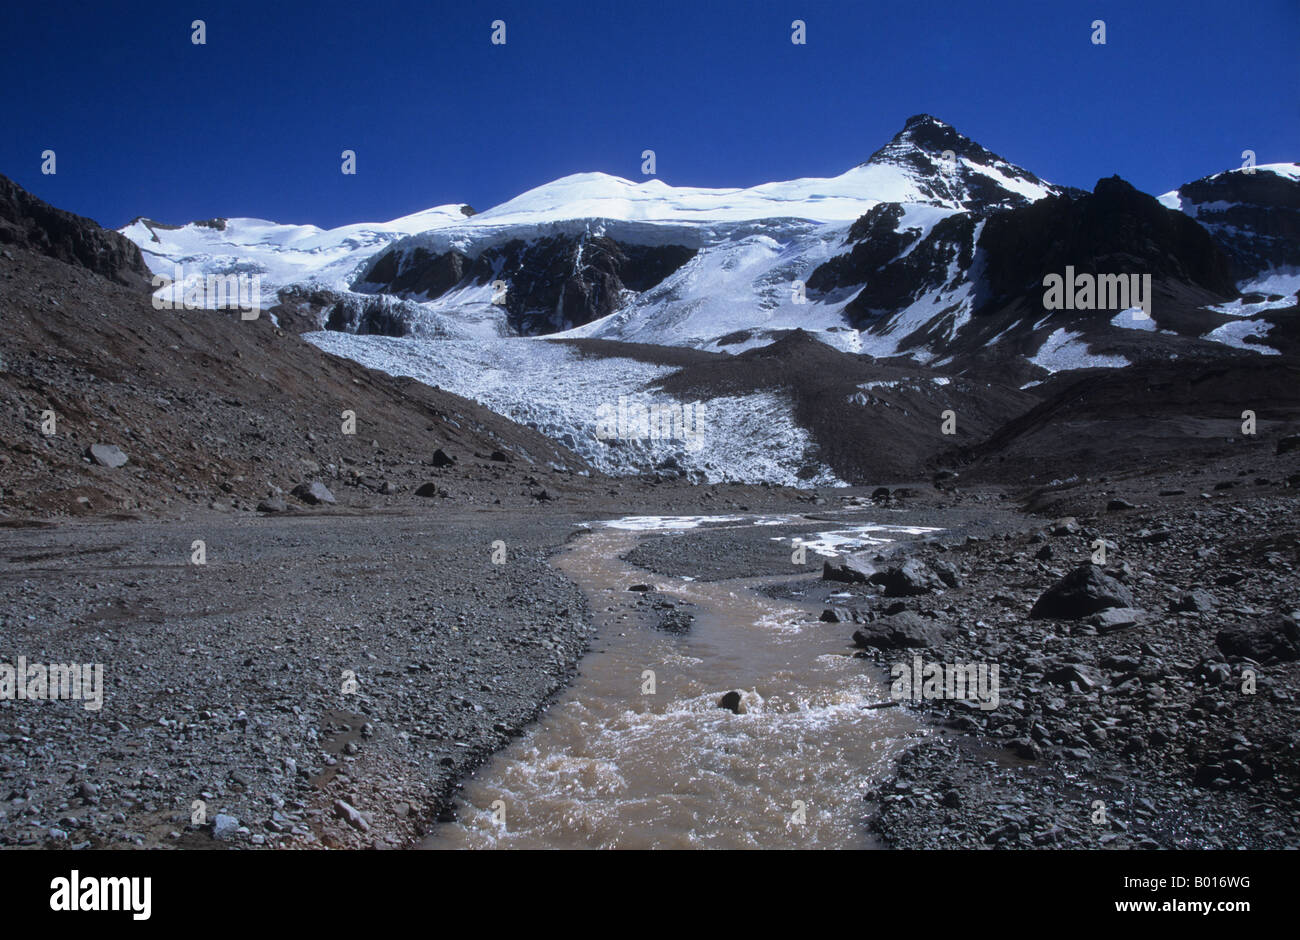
[977,176,1237,315]
[324,294,415,337]
[359,234,696,335]
[0,174,150,288]
[1169,166,1300,280]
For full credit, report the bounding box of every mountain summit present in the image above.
[861,114,1065,211]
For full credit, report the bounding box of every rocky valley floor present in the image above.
[1,450,1297,849]
[0,484,822,850]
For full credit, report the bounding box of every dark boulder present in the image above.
[1030,564,1135,619]
[1171,590,1217,613]
[717,691,744,714]
[869,558,946,597]
[852,611,951,651]
[822,554,876,584]
[1216,615,1300,664]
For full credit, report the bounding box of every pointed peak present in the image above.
[867,114,973,164]
[854,115,1059,210]
[902,113,950,131]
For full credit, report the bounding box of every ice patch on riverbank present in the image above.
[783,524,942,557]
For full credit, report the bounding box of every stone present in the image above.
[86,443,128,468]
[1044,663,1103,691]
[334,800,370,831]
[1086,607,1145,633]
[717,691,745,714]
[852,611,951,650]
[1216,615,1300,665]
[868,558,945,596]
[1171,590,1216,613]
[1030,564,1135,619]
[822,554,876,584]
[291,481,335,505]
[211,814,240,840]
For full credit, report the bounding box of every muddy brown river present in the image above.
[422,515,928,849]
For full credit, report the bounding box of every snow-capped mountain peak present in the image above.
[857,113,1063,210]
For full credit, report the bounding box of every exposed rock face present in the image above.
[1167,167,1300,280]
[0,174,150,288]
[359,233,696,335]
[976,176,1237,311]
[805,173,1239,369]
[362,246,473,298]
[808,206,976,329]
[323,294,415,337]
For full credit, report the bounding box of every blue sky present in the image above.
[2,0,1296,229]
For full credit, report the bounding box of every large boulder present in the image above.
[852,611,951,651]
[1086,607,1144,633]
[291,481,335,505]
[869,559,946,597]
[1216,615,1300,664]
[825,555,947,596]
[1030,564,1135,619]
[1044,662,1104,691]
[822,554,876,584]
[1171,590,1217,613]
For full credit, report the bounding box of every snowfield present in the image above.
[120,207,474,306]
[1030,328,1130,373]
